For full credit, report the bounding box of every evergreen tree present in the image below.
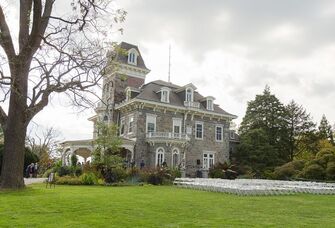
[318,115,334,144]
[236,128,279,174]
[286,100,316,160]
[239,85,289,164]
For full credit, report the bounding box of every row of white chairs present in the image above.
[173,178,335,196]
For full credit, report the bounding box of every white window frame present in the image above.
[161,90,169,103]
[173,118,182,135]
[127,51,138,65]
[207,99,214,111]
[156,147,165,167]
[203,151,215,169]
[195,121,203,140]
[215,125,223,142]
[120,117,125,136]
[128,115,134,134]
[185,87,193,102]
[171,148,180,168]
[146,114,156,133]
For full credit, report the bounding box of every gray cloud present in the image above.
[119,0,335,61]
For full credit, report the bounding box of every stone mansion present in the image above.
[62,42,237,177]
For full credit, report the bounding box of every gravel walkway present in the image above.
[24,178,46,185]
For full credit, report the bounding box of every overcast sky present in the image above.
[3,0,335,140]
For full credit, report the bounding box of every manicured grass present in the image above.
[0,184,334,227]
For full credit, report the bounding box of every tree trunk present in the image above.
[0,63,29,189]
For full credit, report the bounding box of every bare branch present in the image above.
[0,6,16,59]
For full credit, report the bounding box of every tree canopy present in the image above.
[0,1,125,189]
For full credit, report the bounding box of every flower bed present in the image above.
[174,178,335,196]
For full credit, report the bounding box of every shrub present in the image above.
[272,160,305,180]
[326,162,335,180]
[301,164,325,180]
[56,166,72,177]
[80,172,98,185]
[316,148,335,159]
[140,168,173,185]
[209,167,225,178]
[71,166,82,177]
[56,175,82,185]
[103,167,127,184]
[209,162,238,179]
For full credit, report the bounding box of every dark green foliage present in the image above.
[236,128,279,175]
[318,115,334,144]
[80,173,98,185]
[301,164,325,180]
[326,162,335,180]
[71,154,78,167]
[209,162,238,179]
[286,100,316,160]
[56,166,72,177]
[272,160,305,180]
[102,167,127,184]
[239,86,290,163]
[316,148,335,158]
[140,168,175,185]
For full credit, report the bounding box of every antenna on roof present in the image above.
[168,44,171,83]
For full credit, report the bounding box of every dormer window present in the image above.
[158,87,171,103]
[161,90,169,103]
[207,99,214,111]
[185,88,193,102]
[127,48,139,65]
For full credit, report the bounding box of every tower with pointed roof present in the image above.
[93,42,150,130]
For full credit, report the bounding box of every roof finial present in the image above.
[168,44,171,83]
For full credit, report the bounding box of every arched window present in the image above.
[128,49,138,65]
[156,147,165,167]
[172,148,180,168]
[186,88,193,102]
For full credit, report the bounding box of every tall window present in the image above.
[203,152,215,169]
[128,52,137,65]
[195,122,203,139]
[120,118,125,135]
[128,116,134,134]
[207,99,214,110]
[146,114,156,133]
[161,90,169,103]
[216,125,223,142]
[156,147,165,166]
[172,148,180,168]
[186,88,193,102]
[173,118,182,135]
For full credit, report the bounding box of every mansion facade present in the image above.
[62,42,237,177]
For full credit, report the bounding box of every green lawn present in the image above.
[0,184,334,227]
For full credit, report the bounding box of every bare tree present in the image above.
[26,126,61,159]
[0,0,126,189]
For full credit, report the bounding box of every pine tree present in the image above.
[318,115,334,144]
[239,85,290,168]
[286,100,316,160]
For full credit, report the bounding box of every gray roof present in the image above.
[135,80,236,117]
[112,42,149,70]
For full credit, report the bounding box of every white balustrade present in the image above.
[184,101,200,108]
[147,132,190,141]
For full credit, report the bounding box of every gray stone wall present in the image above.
[120,105,230,176]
